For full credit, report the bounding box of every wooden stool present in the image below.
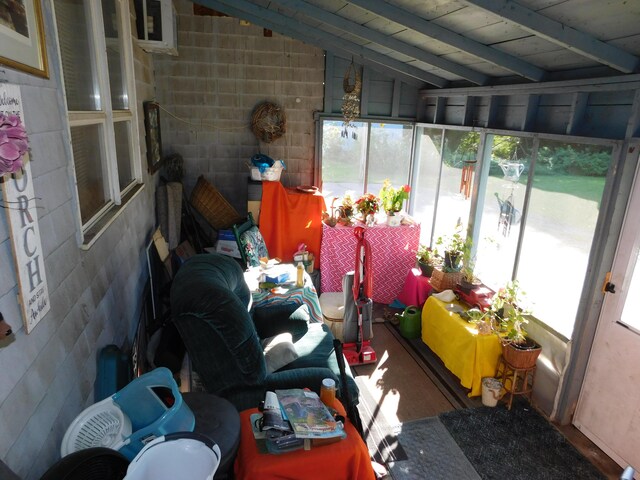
[496,355,537,410]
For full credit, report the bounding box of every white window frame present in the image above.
[53,0,143,248]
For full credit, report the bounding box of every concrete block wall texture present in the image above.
[154,0,325,218]
[0,2,157,478]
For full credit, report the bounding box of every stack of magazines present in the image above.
[250,389,346,454]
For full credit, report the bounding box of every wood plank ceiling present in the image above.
[193,0,640,89]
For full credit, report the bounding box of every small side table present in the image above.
[234,398,375,480]
[397,268,433,307]
[495,356,537,410]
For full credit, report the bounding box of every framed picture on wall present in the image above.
[0,0,48,78]
[143,101,164,174]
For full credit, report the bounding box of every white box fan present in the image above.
[61,397,132,455]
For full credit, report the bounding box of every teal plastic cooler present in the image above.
[113,367,195,460]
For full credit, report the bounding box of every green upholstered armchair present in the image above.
[170,253,357,412]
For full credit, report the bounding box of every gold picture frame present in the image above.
[0,0,48,78]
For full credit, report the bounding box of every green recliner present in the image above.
[170,253,358,412]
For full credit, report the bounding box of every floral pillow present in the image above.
[240,226,269,267]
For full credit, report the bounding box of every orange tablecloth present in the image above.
[259,181,325,269]
[234,398,375,480]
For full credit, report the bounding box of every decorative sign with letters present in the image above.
[1,84,50,333]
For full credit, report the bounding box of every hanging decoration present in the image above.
[459,160,476,200]
[495,149,524,237]
[341,59,361,139]
[0,112,29,178]
[251,101,286,143]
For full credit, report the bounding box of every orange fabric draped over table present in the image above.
[234,398,375,480]
[259,181,326,269]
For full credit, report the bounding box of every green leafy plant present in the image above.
[462,280,533,346]
[460,238,476,283]
[379,179,411,214]
[435,222,467,272]
[416,244,435,265]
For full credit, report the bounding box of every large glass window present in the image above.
[518,141,612,338]
[55,0,140,236]
[320,120,413,200]
[411,127,443,244]
[431,130,479,244]
[474,135,533,289]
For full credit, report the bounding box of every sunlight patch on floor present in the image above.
[355,349,402,425]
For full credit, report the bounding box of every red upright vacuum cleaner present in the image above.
[342,226,376,366]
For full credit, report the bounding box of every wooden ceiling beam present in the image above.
[347,0,545,82]
[461,0,640,74]
[271,0,488,85]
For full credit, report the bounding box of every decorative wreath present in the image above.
[251,102,286,143]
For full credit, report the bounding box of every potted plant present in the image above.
[336,193,355,226]
[355,193,380,226]
[379,179,410,226]
[458,238,478,293]
[416,244,436,277]
[466,280,541,368]
[434,227,465,272]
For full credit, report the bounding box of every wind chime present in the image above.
[341,59,361,139]
[459,158,476,200]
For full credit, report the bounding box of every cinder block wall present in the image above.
[154,0,325,217]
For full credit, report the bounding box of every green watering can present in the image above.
[395,305,421,339]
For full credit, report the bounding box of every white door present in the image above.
[573,149,640,471]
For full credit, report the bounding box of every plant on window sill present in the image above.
[379,179,410,215]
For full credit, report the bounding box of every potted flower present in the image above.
[379,179,410,226]
[416,244,436,277]
[355,193,380,226]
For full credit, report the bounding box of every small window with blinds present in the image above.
[55,0,142,243]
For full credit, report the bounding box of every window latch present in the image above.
[602,272,616,294]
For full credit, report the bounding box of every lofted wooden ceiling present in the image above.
[193,0,640,89]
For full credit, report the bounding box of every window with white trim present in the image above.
[54,0,141,242]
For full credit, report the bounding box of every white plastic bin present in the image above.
[481,377,503,407]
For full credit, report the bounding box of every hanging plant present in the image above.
[341,60,361,139]
[0,113,29,177]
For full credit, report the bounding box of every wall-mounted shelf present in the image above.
[134,0,178,56]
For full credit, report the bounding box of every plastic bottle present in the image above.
[320,378,336,406]
[296,262,304,287]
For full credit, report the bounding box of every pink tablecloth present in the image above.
[397,268,433,307]
[320,222,421,304]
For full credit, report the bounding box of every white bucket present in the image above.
[481,377,503,407]
[124,434,221,480]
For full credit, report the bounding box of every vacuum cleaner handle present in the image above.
[334,339,364,438]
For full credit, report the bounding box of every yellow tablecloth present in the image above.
[421,296,502,397]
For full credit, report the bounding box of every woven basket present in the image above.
[190,176,243,230]
[429,269,463,292]
[502,342,542,369]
